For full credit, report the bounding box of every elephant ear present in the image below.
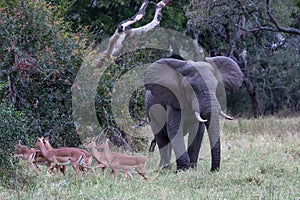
[144,59,188,109]
[205,56,244,93]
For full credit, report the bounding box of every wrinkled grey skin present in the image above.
[144,56,243,171]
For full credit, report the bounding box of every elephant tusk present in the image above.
[195,112,207,122]
[220,111,234,120]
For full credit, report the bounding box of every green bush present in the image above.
[0,1,87,148]
[0,103,34,179]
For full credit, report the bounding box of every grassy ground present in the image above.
[0,117,299,200]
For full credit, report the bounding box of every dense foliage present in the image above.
[185,0,300,116]
[0,0,87,178]
[0,104,33,174]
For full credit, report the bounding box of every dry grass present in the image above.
[0,117,299,200]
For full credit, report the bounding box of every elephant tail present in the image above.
[149,138,156,153]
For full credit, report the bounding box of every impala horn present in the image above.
[195,112,207,122]
[220,111,234,120]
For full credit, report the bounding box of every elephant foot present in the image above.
[160,164,172,170]
[210,167,220,172]
[190,163,198,169]
[175,153,190,171]
[176,165,189,172]
[176,162,190,171]
[175,162,190,171]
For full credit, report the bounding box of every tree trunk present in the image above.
[235,51,262,117]
[244,78,261,117]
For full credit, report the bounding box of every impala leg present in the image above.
[113,169,118,181]
[94,164,106,176]
[91,166,96,174]
[80,163,96,174]
[47,163,56,175]
[27,152,40,173]
[60,165,66,176]
[79,166,84,172]
[127,172,133,180]
[29,161,40,173]
[140,172,149,180]
[137,166,149,180]
[94,163,106,169]
[71,162,80,177]
[137,169,149,180]
[85,164,96,174]
[102,167,107,177]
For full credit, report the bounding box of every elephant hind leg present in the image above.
[154,126,172,169]
[149,138,156,152]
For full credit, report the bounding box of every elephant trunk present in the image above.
[203,109,221,172]
[211,138,221,171]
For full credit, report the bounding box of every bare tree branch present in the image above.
[129,0,172,33]
[241,0,300,35]
[266,0,300,35]
[103,0,173,57]
[228,15,246,56]
[117,0,150,33]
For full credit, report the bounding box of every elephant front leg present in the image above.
[167,106,190,171]
[188,122,205,169]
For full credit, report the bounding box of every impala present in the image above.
[13,142,40,173]
[99,139,149,181]
[85,139,136,179]
[43,137,93,173]
[14,141,66,175]
[35,137,94,175]
[83,140,108,173]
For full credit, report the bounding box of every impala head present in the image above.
[34,137,44,147]
[95,139,110,149]
[43,136,49,142]
[83,140,96,148]
[14,140,27,150]
[43,137,51,145]
[83,137,98,148]
[14,142,21,150]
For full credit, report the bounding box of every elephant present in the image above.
[144,56,243,171]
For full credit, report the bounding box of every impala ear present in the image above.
[206,56,244,93]
[36,137,43,142]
